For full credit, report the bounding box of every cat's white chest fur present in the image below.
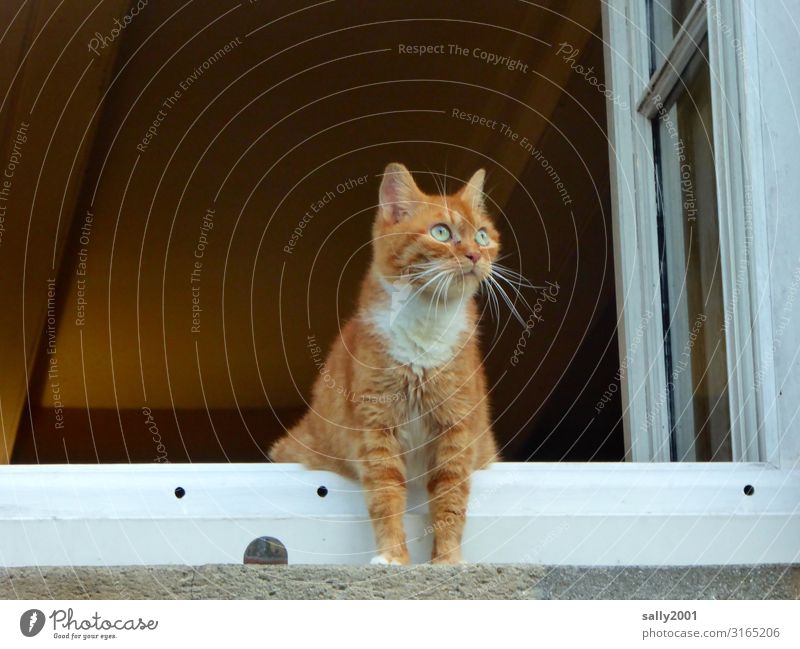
[367,276,470,369]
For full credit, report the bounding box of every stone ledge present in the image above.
[1,565,798,599]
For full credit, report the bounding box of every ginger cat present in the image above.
[270,162,503,565]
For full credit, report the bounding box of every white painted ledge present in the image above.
[0,463,798,567]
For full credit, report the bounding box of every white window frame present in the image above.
[1,0,798,569]
[603,0,781,465]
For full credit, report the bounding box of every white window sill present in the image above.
[1,463,798,566]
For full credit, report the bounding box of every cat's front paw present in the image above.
[370,554,408,566]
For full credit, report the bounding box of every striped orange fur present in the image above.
[270,163,499,564]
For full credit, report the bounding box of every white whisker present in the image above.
[485,274,528,327]
[491,272,537,315]
[408,269,447,303]
[479,278,501,339]
[491,262,542,289]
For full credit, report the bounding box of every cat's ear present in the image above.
[379,163,423,223]
[460,169,486,212]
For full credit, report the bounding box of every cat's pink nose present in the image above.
[465,251,481,265]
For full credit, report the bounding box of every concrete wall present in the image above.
[2,565,798,599]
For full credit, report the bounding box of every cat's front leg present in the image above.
[359,429,410,565]
[427,426,474,564]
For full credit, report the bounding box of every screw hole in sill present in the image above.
[317,486,328,498]
[743,484,755,496]
[174,486,186,499]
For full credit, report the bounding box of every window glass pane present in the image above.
[651,0,703,68]
[667,0,696,34]
[656,58,732,462]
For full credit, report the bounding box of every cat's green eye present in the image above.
[475,228,490,246]
[430,224,452,242]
